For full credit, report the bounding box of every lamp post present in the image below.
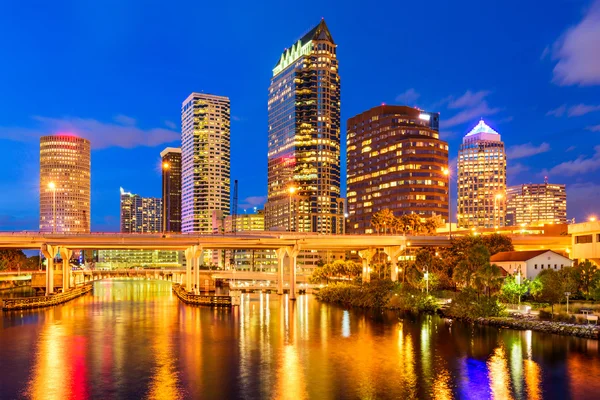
[48,182,56,233]
[424,266,429,295]
[517,270,522,308]
[565,292,571,314]
[443,168,451,238]
[288,186,296,232]
[494,193,503,229]
[162,162,170,233]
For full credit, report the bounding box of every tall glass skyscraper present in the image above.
[181,93,231,233]
[161,147,182,232]
[346,105,449,234]
[265,19,343,234]
[39,134,91,233]
[457,120,506,228]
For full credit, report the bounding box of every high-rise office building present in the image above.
[40,134,91,233]
[457,120,507,228]
[181,93,231,233]
[265,19,344,234]
[120,188,162,233]
[161,147,182,232]
[346,105,449,234]
[506,181,567,226]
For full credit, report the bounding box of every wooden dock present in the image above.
[172,284,232,307]
[1,284,93,311]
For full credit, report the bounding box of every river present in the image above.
[1,280,599,399]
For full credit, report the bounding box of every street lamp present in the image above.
[162,162,170,233]
[443,167,451,238]
[494,193,503,229]
[48,181,56,233]
[288,186,297,232]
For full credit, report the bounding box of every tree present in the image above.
[575,260,599,297]
[453,244,490,289]
[481,233,514,255]
[370,209,396,234]
[531,269,562,315]
[500,275,530,304]
[474,263,505,297]
[0,249,27,271]
[423,215,443,235]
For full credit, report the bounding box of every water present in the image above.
[1,280,599,399]
[0,285,36,298]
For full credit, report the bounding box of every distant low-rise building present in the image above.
[569,221,600,266]
[506,181,567,226]
[490,250,573,280]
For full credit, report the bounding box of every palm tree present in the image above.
[475,263,504,297]
[453,244,490,289]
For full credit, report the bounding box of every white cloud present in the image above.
[0,115,179,149]
[507,142,551,159]
[587,125,600,132]
[164,120,177,129]
[546,105,566,117]
[548,145,600,176]
[567,182,600,221]
[566,146,577,152]
[395,88,420,104]
[568,104,600,117]
[238,196,267,210]
[441,101,501,128]
[448,90,491,109]
[551,1,600,86]
[507,162,529,177]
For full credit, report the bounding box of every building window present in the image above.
[554,264,557,269]
[576,235,593,244]
[534,264,537,269]
[541,264,544,269]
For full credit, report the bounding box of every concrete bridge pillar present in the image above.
[41,244,59,295]
[286,245,300,300]
[60,248,73,291]
[358,248,376,283]
[184,247,194,291]
[383,246,404,282]
[275,247,288,295]
[194,246,203,293]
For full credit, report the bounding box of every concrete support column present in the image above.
[275,247,288,295]
[383,246,404,282]
[60,248,73,291]
[41,244,59,295]
[184,247,194,291]
[286,245,300,300]
[358,248,376,284]
[194,246,203,294]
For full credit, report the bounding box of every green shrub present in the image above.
[538,310,553,320]
[447,288,506,319]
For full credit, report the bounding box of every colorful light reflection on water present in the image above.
[1,280,599,399]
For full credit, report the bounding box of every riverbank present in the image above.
[1,284,93,311]
[315,283,600,340]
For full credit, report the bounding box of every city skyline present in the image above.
[1,1,600,231]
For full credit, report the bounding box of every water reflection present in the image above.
[1,280,600,399]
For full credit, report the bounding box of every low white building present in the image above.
[490,250,573,280]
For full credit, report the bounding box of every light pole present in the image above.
[288,186,296,232]
[443,168,451,238]
[494,193,503,229]
[517,270,521,308]
[162,162,170,233]
[424,266,429,295]
[48,182,56,233]
[565,292,571,314]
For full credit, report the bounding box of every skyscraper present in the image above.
[161,147,182,232]
[120,188,162,233]
[457,120,507,228]
[181,93,231,233]
[346,105,449,234]
[265,19,344,233]
[506,181,567,226]
[39,134,91,233]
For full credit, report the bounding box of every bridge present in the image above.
[0,231,570,299]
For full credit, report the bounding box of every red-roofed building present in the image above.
[490,250,573,279]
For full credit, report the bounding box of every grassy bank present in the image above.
[314,281,438,313]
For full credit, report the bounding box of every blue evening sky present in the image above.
[1,0,599,231]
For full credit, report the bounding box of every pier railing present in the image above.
[172,284,231,307]
[1,284,93,311]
